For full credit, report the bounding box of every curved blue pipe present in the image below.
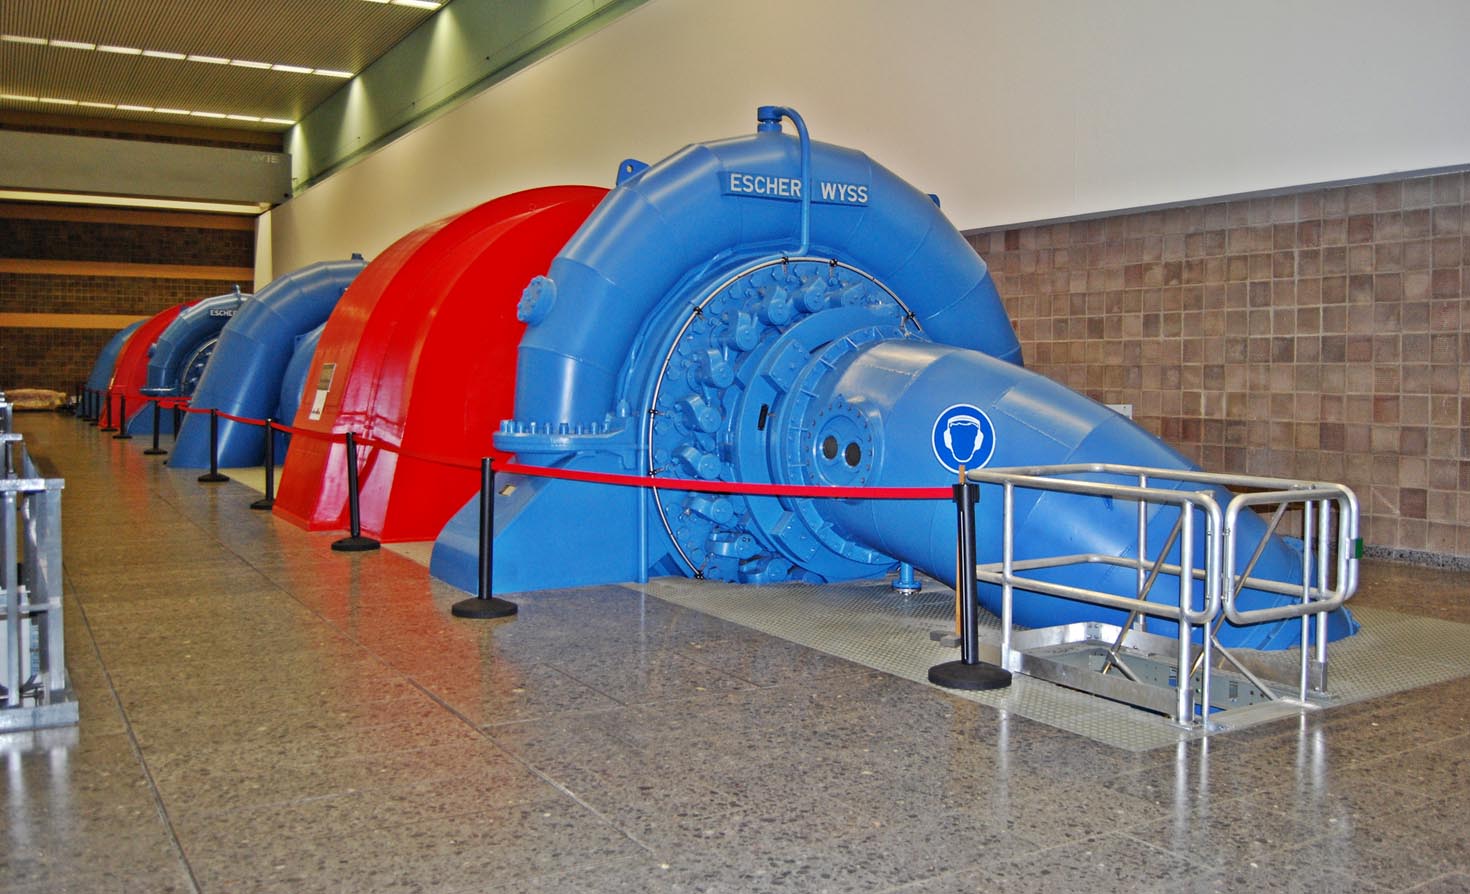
[170,258,364,468]
[273,323,326,458]
[142,287,248,398]
[127,289,250,435]
[79,321,143,416]
[757,106,812,255]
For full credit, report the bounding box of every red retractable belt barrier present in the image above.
[166,401,952,502]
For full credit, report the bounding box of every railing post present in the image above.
[112,395,132,440]
[331,432,379,552]
[250,418,276,510]
[452,457,518,619]
[928,479,1011,691]
[143,399,167,455]
[98,390,117,432]
[197,409,229,483]
[172,404,182,443]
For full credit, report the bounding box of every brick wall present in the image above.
[0,205,254,395]
[0,218,253,267]
[971,171,1469,561]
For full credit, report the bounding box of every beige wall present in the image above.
[262,0,1470,277]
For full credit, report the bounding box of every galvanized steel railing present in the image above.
[0,397,75,731]
[965,462,1359,727]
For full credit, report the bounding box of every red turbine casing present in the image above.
[273,185,607,542]
[110,302,189,429]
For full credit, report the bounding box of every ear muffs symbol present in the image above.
[943,415,984,464]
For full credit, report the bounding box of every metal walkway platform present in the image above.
[643,574,1470,751]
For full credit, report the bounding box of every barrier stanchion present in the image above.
[75,381,84,415]
[250,418,276,511]
[452,457,517,619]
[99,390,117,432]
[197,409,230,483]
[80,389,94,422]
[143,399,167,455]
[172,404,182,443]
[927,478,1012,691]
[331,432,379,552]
[112,395,132,440]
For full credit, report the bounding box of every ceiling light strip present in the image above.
[1,33,355,79]
[0,91,295,126]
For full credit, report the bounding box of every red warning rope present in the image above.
[160,401,952,500]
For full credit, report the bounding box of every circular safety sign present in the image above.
[931,403,996,474]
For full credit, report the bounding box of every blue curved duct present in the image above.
[130,288,250,434]
[78,321,143,416]
[273,323,326,458]
[432,108,1356,652]
[170,258,364,468]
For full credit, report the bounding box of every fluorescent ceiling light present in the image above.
[0,89,298,126]
[393,0,442,8]
[0,189,270,215]
[2,34,354,78]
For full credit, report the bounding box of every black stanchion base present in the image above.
[197,472,230,483]
[451,596,518,619]
[113,432,133,440]
[143,447,168,456]
[99,425,118,433]
[331,535,380,552]
[927,660,1013,691]
[249,497,274,511]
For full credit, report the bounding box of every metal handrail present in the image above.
[965,462,1359,725]
[0,427,72,729]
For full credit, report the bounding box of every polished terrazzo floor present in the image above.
[4,412,1470,893]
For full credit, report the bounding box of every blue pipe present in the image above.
[273,322,326,457]
[142,287,248,397]
[79,321,142,416]
[131,287,249,434]
[756,105,811,256]
[170,258,364,468]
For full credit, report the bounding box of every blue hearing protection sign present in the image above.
[932,404,996,474]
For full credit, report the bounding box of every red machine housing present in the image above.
[273,186,606,542]
[107,302,189,430]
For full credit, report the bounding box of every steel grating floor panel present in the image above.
[640,575,1470,752]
